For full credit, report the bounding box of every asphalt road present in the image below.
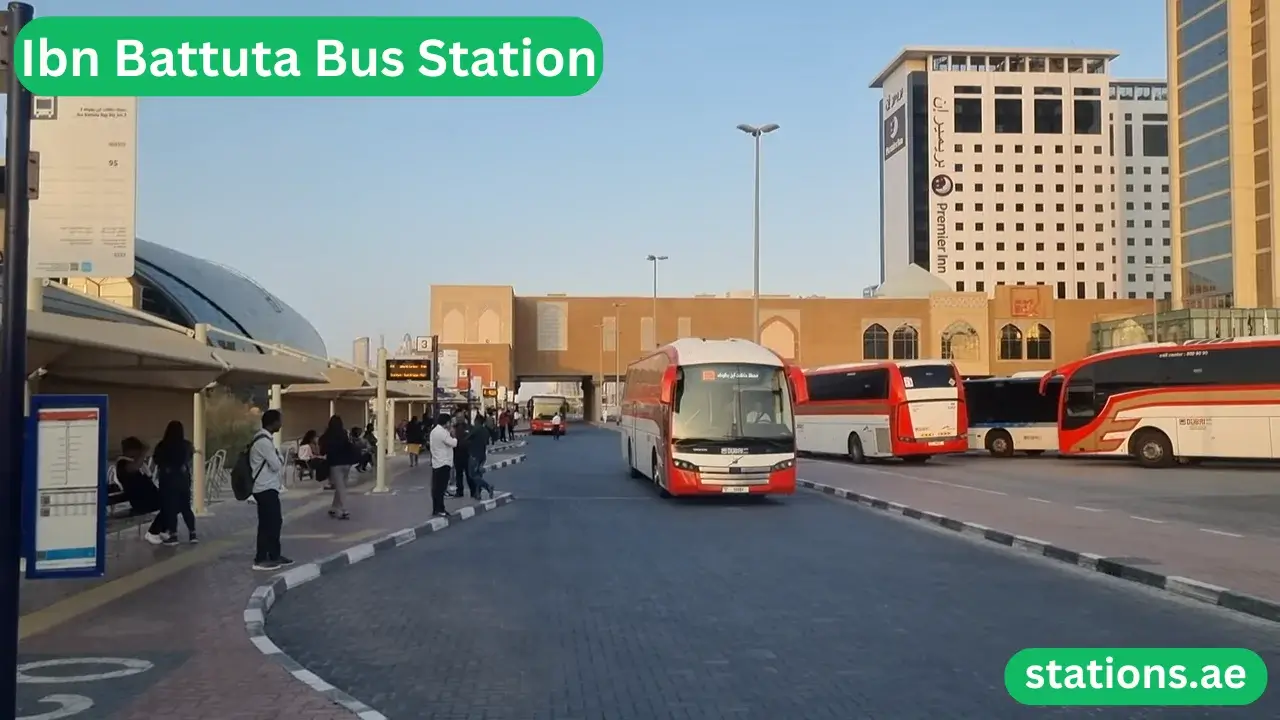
[267,429,1280,719]
[838,452,1280,540]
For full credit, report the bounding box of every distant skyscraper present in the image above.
[352,337,370,368]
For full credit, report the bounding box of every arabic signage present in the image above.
[385,358,431,382]
[930,95,952,275]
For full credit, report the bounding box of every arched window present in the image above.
[862,323,889,360]
[891,324,919,360]
[999,323,1024,360]
[1026,323,1052,360]
[940,321,980,361]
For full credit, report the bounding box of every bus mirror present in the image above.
[787,365,808,404]
[659,366,677,404]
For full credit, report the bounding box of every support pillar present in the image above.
[192,323,211,515]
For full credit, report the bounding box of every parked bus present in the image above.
[1041,335,1280,468]
[619,338,808,497]
[528,395,570,434]
[964,372,1063,457]
[796,360,966,463]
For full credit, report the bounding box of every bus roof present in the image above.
[805,359,956,374]
[641,338,786,368]
[1046,334,1280,380]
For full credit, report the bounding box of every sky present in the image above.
[32,0,1169,358]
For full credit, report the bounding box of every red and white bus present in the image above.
[528,395,570,435]
[619,338,808,497]
[796,360,967,463]
[1041,335,1280,468]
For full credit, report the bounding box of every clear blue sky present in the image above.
[37,0,1167,356]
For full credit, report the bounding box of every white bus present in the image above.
[964,372,1063,457]
[619,338,808,497]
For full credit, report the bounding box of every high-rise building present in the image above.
[1111,80,1174,300]
[1167,0,1277,308]
[872,47,1123,300]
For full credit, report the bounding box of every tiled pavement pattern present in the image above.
[797,456,1280,617]
[266,428,1280,719]
[15,444,528,720]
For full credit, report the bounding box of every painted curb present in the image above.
[797,478,1280,625]
[245,461,523,719]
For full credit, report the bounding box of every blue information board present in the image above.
[22,394,109,580]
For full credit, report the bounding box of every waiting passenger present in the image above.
[152,421,198,546]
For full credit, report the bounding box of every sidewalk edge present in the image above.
[243,456,525,719]
[797,478,1280,625]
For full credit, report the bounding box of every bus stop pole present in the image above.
[373,347,389,493]
[0,4,37,716]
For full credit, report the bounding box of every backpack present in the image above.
[231,434,269,501]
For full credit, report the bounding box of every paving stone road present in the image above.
[268,428,1280,719]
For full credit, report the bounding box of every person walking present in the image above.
[551,411,563,440]
[405,415,425,468]
[251,409,292,570]
[428,412,457,517]
[452,414,472,498]
[150,421,198,546]
[467,416,496,499]
[318,415,356,520]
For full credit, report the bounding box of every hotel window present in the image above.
[1034,99,1063,134]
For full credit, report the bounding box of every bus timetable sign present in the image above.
[482,388,498,398]
[385,358,431,382]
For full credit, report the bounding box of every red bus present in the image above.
[1041,335,1280,468]
[619,338,808,498]
[528,395,569,435]
[796,360,967,463]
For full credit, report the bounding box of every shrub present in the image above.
[205,388,259,457]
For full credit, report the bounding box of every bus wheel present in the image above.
[986,430,1015,458]
[627,445,643,479]
[653,456,672,498]
[846,433,866,464]
[1130,429,1175,468]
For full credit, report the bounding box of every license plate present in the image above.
[929,441,943,446]
[721,486,749,494]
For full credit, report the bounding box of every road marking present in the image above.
[1199,528,1244,538]
[17,657,153,684]
[1129,515,1166,524]
[1074,505,1105,512]
[835,462,1009,495]
[522,496,654,501]
[1027,497,1053,504]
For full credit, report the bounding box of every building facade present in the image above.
[1167,0,1278,308]
[873,46,1122,300]
[1111,80,1174,300]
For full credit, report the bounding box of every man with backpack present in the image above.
[233,409,292,571]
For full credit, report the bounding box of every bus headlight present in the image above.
[672,459,699,472]
[771,458,794,471]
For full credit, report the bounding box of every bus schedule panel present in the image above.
[796,361,967,462]
[620,346,799,497]
[963,377,1061,456]
[1051,338,1280,466]
[23,394,110,580]
[385,358,431,382]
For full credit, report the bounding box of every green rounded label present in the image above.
[1005,648,1268,706]
[16,16,603,97]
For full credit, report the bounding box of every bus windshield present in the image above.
[671,363,794,445]
[900,364,958,390]
[530,398,566,420]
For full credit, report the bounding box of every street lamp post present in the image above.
[1145,263,1169,342]
[645,254,668,347]
[737,122,780,343]
[612,302,625,415]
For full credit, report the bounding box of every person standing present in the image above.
[405,415,425,467]
[467,417,496,499]
[151,421,198,546]
[551,411,563,440]
[452,414,472,498]
[251,410,292,570]
[318,415,355,520]
[428,412,457,517]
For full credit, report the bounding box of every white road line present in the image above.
[1199,528,1244,538]
[1129,515,1165,524]
[1027,497,1053,504]
[1074,505,1105,513]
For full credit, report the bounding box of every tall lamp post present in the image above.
[736,122,780,343]
[612,302,625,415]
[593,323,605,421]
[1145,262,1169,342]
[645,254,668,347]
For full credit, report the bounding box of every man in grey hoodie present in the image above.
[250,409,294,571]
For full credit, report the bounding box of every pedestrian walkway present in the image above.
[799,459,1280,611]
[16,447,527,720]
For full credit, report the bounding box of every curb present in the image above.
[245,463,522,719]
[797,478,1280,625]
